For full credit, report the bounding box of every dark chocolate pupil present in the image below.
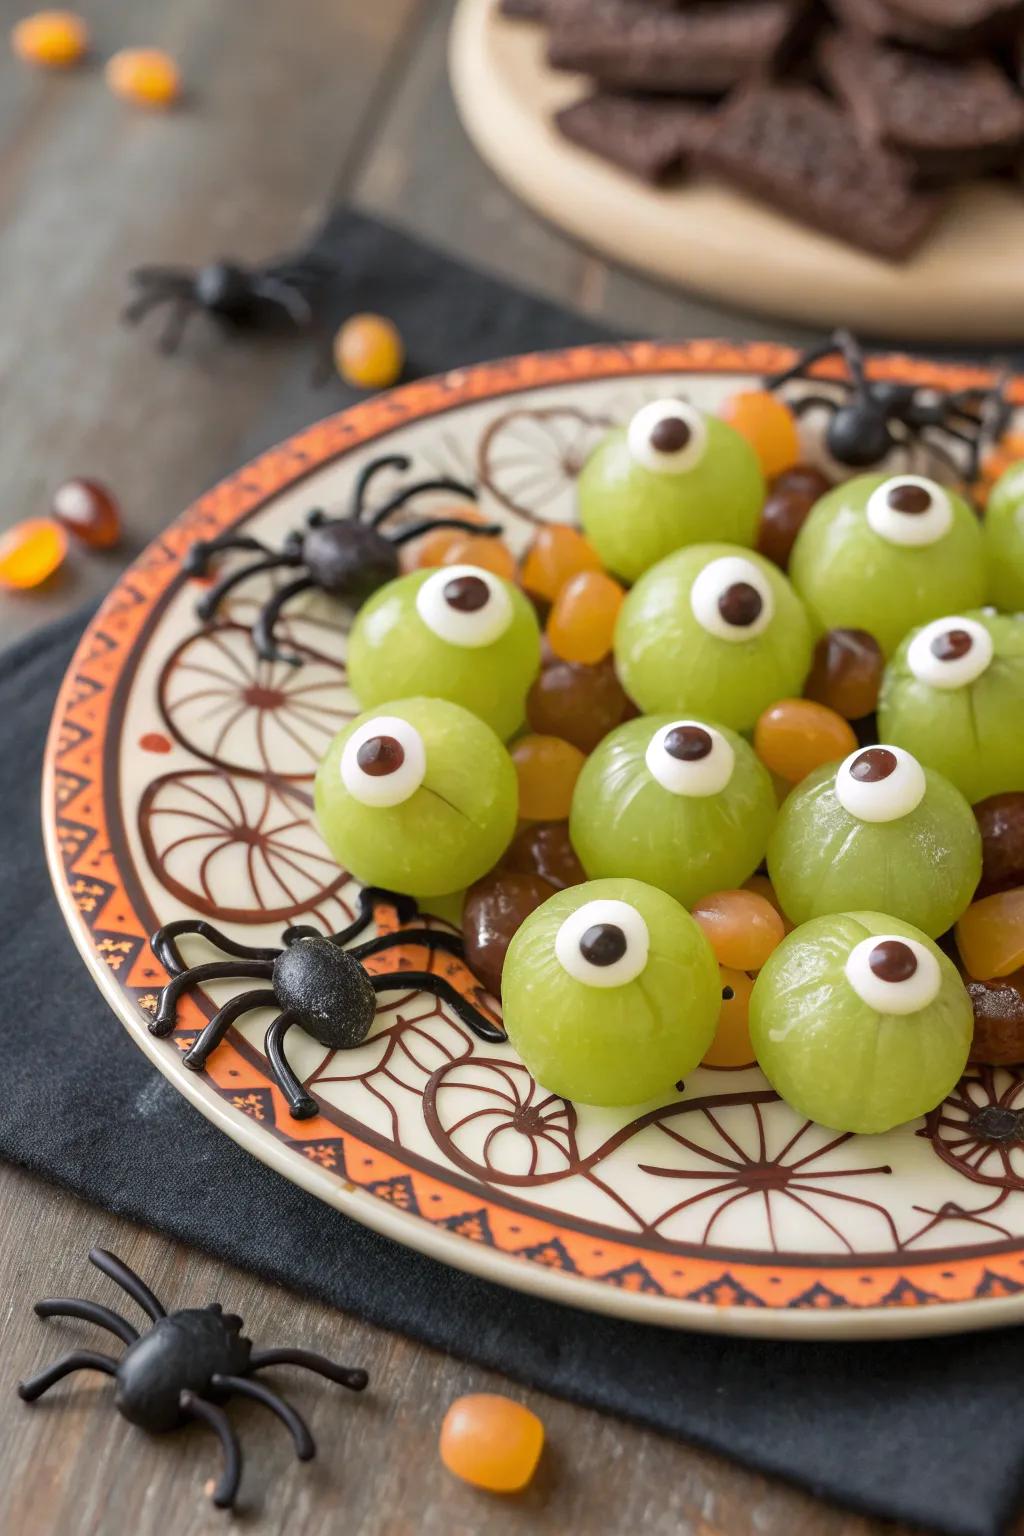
[443,574,490,613]
[356,735,405,776]
[868,940,918,984]
[649,416,692,454]
[717,582,763,627]
[664,725,713,762]
[931,628,972,662]
[850,747,897,783]
[579,923,628,967]
[887,483,932,515]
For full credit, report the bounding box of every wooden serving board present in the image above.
[449,0,1024,343]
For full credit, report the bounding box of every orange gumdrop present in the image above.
[401,505,487,569]
[956,889,1024,981]
[546,569,624,665]
[512,734,586,821]
[742,874,793,933]
[703,967,755,1068]
[0,518,68,589]
[520,524,602,602]
[692,889,785,971]
[440,1393,544,1492]
[720,390,800,480]
[754,698,858,784]
[106,47,180,108]
[441,533,517,582]
[334,313,404,390]
[11,9,88,67]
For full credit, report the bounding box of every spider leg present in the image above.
[89,1248,166,1321]
[265,1013,318,1119]
[351,454,412,519]
[316,887,420,950]
[18,1349,118,1401]
[764,337,849,391]
[212,1374,314,1460]
[151,960,275,1038]
[368,478,478,529]
[195,555,298,623]
[183,988,279,1072]
[180,1390,242,1509]
[248,276,313,328]
[151,919,281,978]
[252,576,316,666]
[158,298,196,356]
[370,971,506,1044]
[121,289,176,327]
[183,532,273,577]
[389,515,503,548]
[247,1347,368,1392]
[128,264,196,287]
[349,928,464,963]
[34,1298,138,1346]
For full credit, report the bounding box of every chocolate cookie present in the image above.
[697,85,943,259]
[554,91,713,180]
[826,0,1023,49]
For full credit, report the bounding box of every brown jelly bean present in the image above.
[51,478,122,550]
[974,793,1024,898]
[502,821,586,891]
[462,873,556,997]
[966,968,1024,1066]
[526,655,633,754]
[772,465,832,501]
[756,487,815,570]
[804,628,884,720]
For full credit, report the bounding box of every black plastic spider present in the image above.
[184,453,499,665]
[150,886,505,1119]
[18,1246,367,1510]
[122,247,334,355]
[766,329,1012,480]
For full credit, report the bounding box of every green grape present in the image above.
[314,697,517,898]
[767,748,981,936]
[750,911,972,1134]
[788,472,986,656]
[577,401,763,583]
[878,609,1024,803]
[614,543,814,731]
[985,461,1024,612]
[501,877,720,1106]
[569,715,776,907]
[347,566,541,741]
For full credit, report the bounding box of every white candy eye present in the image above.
[906,615,993,690]
[690,555,775,641]
[835,744,925,823]
[845,935,941,1016]
[645,720,735,797]
[415,565,513,648]
[341,716,426,807]
[627,399,708,474]
[554,899,650,989]
[865,475,952,547]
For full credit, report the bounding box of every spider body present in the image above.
[18,1247,368,1509]
[150,886,505,1119]
[184,453,498,665]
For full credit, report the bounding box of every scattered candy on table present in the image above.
[0,518,67,590]
[51,477,122,549]
[439,1393,544,1493]
[11,9,88,67]
[334,312,404,390]
[105,47,181,108]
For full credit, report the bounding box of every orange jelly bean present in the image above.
[512,734,586,821]
[692,889,785,971]
[11,9,88,67]
[546,569,624,665]
[956,888,1024,981]
[754,698,858,784]
[0,518,68,589]
[440,1393,544,1492]
[742,874,793,932]
[402,504,487,569]
[520,524,602,602]
[703,967,755,1068]
[106,47,181,108]
[441,532,517,582]
[334,313,403,390]
[720,389,800,480]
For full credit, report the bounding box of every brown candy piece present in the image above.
[502,821,586,891]
[967,967,1024,1066]
[974,793,1024,898]
[526,655,634,753]
[51,478,122,551]
[772,464,832,502]
[804,628,884,720]
[757,487,816,569]
[462,873,557,997]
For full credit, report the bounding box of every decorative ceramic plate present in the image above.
[44,340,1024,1339]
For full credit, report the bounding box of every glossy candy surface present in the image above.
[615,543,814,730]
[403,504,487,569]
[578,403,764,582]
[975,793,1024,897]
[804,627,884,719]
[985,460,1024,613]
[570,716,776,907]
[754,698,859,784]
[502,878,720,1105]
[546,569,624,664]
[11,9,87,66]
[966,969,1024,1065]
[314,698,517,897]
[526,655,633,753]
[703,967,755,1069]
[334,313,404,390]
[520,524,602,601]
[106,47,180,107]
[347,567,540,741]
[502,820,585,890]
[719,389,801,479]
[439,533,517,581]
[512,734,586,821]
[956,889,1024,981]
[462,872,555,996]
[51,478,122,550]
[439,1394,544,1492]
[0,518,67,589]
[757,485,816,570]
[692,889,785,971]
[750,912,972,1134]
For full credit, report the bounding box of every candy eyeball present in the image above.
[415,565,514,648]
[340,715,426,807]
[645,720,735,797]
[627,399,708,475]
[844,935,941,1015]
[834,745,926,823]
[554,898,650,988]
[570,714,776,908]
[905,615,993,689]
[347,566,541,741]
[689,554,775,641]
[865,475,952,548]
[501,878,720,1106]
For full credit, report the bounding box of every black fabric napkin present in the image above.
[5,210,1024,1536]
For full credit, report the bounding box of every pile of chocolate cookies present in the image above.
[500,0,1024,259]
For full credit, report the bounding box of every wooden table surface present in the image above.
[0,2,979,1532]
